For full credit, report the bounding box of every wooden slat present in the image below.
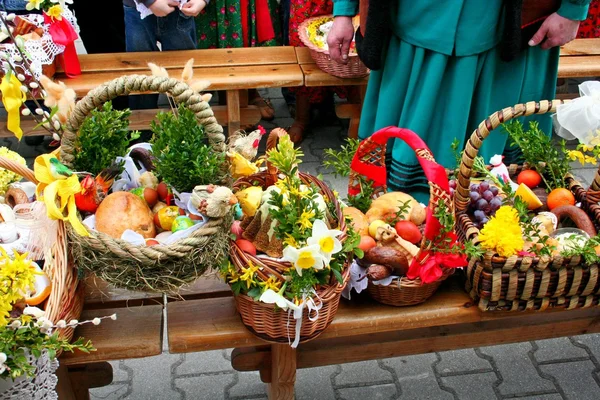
[560,38,600,56]
[81,276,163,309]
[60,304,163,366]
[168,276,232,302]
[57,47,299,73]
[294,47,314,65]
[557,56,600,78]
[59,64,304,96]
[0,105,262,138]
[300,63,368,87]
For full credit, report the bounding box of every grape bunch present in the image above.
[468,181,502,228]
[449,179,457,197]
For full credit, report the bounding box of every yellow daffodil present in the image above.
[282,244,326,276]
[0,73,26,140]
[297,209,315,231]
[238,262,260,289]
[307,219,343,261]
[34,154,88,236]
[260,276,281,292]
[26,0,42,10]
[46,4,63,20]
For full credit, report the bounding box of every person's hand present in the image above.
[327,16,355,64]
[529,12,581,50]
[149,0,179,17]
[181,0,207,17]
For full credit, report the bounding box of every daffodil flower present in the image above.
[259,284,301,312]
[0,352,6,374]
[26,0,43,11]
[282,244,326,276]
[46,4,63,20]
[307,219,343,261]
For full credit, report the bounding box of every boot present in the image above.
[288,94,310,144]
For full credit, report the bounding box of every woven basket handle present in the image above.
[0,156,37,184]
[349,126,452,213]
[455,100,564,213]
[59,74,225,168]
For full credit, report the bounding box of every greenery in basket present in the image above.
[221,135,360,304]
[151,104,226,193]
[0,249,116,380]
[323,138,375,213]
[72,102,140,176]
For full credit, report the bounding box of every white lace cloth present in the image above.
[0,8,80,79]
[0,350,59,400]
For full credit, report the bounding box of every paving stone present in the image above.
[301,161,321,177]
[436,349,493,375]
[174,372,235,400]
[571,168,595,187]
[228,371,267,398]
[296,365,338,400]
[175,350,232,376]
[308,128,346,150]
[111,360,131,382]
[513,394,563,400]
[382,354,452,400]
[89,382,129,400]
[534,337,589,363]
[261,87,284,100]
[334,360,394,386]
[540,360,600,400]
[123,353,183,400]
[479,342,555,396]
[573,333,600,362]
[441,372,497,400]
[337,383,397,400]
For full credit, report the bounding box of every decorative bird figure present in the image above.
[48,157,73,180]
[229,126,267,161]
[190,184,238,219]
[74,163,123,214]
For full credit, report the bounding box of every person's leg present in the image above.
[159,10,197,50]
[124,5,160,110]
[288,93,310,144]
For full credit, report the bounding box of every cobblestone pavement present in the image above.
[6,88,600,400]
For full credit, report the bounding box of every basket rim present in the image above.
[298,15,360,58]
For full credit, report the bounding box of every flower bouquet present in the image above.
[298,14,368,79]
[456,100,600,311]
[224,129,358,347]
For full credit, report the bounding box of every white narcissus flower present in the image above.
[0,352,6,374]
[307,219,343,261]
[23,306,45,319]
[259,289,301,312]
[282,244,325,276]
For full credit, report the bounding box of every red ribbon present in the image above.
[44,13,81,78]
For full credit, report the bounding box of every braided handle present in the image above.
[455,100,564,213]
[60,74,225,167]
[0,156,37,184]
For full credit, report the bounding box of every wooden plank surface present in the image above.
[81,276,164,309]
[300,63,368,87]
[58,47,299,73]
[557,56,600,78]
[59,64,304,97]
[60,304,163,366]
[294,47,314,65]
[560,38,600,56]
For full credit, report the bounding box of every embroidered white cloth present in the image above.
[0,350,59,400]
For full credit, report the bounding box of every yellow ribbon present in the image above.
[34,153,89,236]
[0,73,26,140]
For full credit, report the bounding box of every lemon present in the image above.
[368,219,387,238]
[515,183,543,210]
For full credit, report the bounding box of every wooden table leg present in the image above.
[267,344,296,400]
[55,362,113,400]
[227,90,241,134]
[335,84,367,139]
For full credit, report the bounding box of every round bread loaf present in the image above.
[95,191,156,239]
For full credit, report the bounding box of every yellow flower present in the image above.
[283,234,299,249]
[282,244,326,276]
[307,219,343,260]
[0,250,36,327]
[260,276,281,292]
[46,5,63,20]
[478,206,524,257]
[581,144,596,153]
[297,209,315,231]
[26,0,42,10]
[238,262,260,289]
[585,155,597,164]
[0,147,26,195]
[567,150,585,165]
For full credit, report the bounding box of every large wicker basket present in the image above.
[0,156,83,341]
[229,129,349,345]
[298,15,368,79]
[349,126,457,307]
[59,74,230,293]
[456,100,600,312]
[568,166,600,233]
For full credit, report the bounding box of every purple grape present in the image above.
[490,186,499,196]
[449,188,455,197]
[482,190,494,202]
[474,210,486,222]
[481,217,489,225]
[489,197,502,211]
[470,184,480,192]
[475,198,489,212]
[470,191,481,203]
[449,180,457,189]
[479,181,490,192]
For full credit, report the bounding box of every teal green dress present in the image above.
[333,0,590,201]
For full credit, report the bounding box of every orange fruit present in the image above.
[547,188,575,210]
[517,170,542,189]
[515,183,543,210]
[342,207,369,236]
[25,262,51,306]
[358,235,377,252]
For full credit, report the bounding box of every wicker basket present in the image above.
[59,74,229,293]
[568,167,600,233]
[455,100,600,312]
[0,156,83,341]
[349,126,456,307]
[298,15,369,79]
[229,129,349,344]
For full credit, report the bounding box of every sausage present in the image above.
[366,264,393,281]
[551,205,597,237]
[363,246,409,276]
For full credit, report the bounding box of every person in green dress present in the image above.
[328,0,590,202]
[195,0,281,121]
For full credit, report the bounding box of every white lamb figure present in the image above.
[489,155,519,191]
